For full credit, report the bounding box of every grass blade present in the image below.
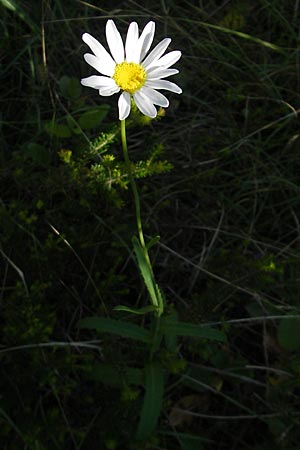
[198,20,285,53]
[114,304,159,315]
[1,0,40,34]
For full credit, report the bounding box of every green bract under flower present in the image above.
[81,19,182,120]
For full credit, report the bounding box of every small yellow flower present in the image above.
[81,20,182,120]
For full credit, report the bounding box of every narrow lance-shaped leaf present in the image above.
[164,309,179,352]
[79,317,151,344]
[146,235,160,250]
[132,236,158,308]
[162,319,227,343]
[136,363,164,440]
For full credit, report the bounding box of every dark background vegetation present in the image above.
[1,0,300,449]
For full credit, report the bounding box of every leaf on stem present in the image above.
[161,318,227,343]
[146,235,160,250]
[135,362,164,440]
[79,316,151,343]
[132,236,158,308]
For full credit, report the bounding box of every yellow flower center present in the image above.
[113,62,146,94]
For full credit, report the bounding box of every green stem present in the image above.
[120,119,145,249]
[120,119,163,315]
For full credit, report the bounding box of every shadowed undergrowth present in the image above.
[1,1,300,449]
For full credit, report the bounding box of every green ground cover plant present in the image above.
[1,1,300,449]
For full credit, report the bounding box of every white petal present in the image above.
[84,53,116,77]
[142,38,171,69]
[99,85,120,96]
[147,67,179,79]
[145,79,182,94]
[82,33,116,75]
[118,92,131,120]
[154,50,182,69]
[139,86,169,107]
[125,22,139,63]
[106,20,125,63]
[82,33,106,58]
[138,21,155,62]
[81,75,115,89]
[133,91,157,118]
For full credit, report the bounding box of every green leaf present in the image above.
[44,121,72,138]
[149,316,164,354]
[164,310,179,352]
[277,316,300,351]
[114,305,159,315]
[154,283,164,316]
[59,76,82,100]
[136,363,164,440]
[26,143,50,165]
[78,316,151,344]
[161,319,227,343]
[132,236,158,307]
[87,363,144,387]
[78,106,110,129]
[146,235,160,250]
[131,237,164,315]
[0,0,15,10]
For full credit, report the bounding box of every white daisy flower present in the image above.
[81,20,182,120]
